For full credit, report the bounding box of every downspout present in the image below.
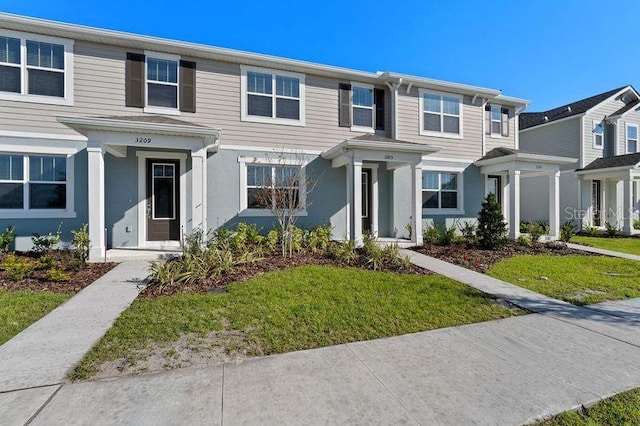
[197,132,222,235]
[384,78,402,140]
[514,105,527,150]
[481,97,487,156]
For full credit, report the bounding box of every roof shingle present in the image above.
[578,152,640,172]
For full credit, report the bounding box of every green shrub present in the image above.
[46,268,71,282]
[527,222,545,243]
[422,225,441,246]
[584,224,600,237]
[559,221,575,242]
[209,227,233,251]
[458,221,477,245]
[32,223,63,253]
[477,193,508,249]
[439,222,457,246]
[634,219,640,230]
[307,224,332,254]
[1,254,35,281]
[605,222,620,237]
[35,255,56,270]
[404,222,412,240]
[328,239,358,265]
[264,229,279,252]
[70,223,90,262]
[0,226,16,253]
[517,234,532,247]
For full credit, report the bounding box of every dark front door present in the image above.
[146,159,180,241]
[592,180,602,227]
[362,169,372,232]
[487,175,502,206]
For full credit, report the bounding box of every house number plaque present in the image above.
[135,137,152,144]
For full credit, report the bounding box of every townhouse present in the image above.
[0,14,572,260]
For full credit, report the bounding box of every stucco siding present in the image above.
[520,172,580,223]
[519,117,580,171]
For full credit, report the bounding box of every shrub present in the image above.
[634,219,640,231]
[422,225,441,246]
[527,222,546,243]
[405,222,412,240]
[517,234,532,247]
[70,223,90,262]
[360,233,409,271]
[458,221,477,245]
[559,221,575,242]
[1,254,35,281]
[439,222,457,246]
[35,255,56,270]
[32,223,63,253]
[477,193,508,249]
[0,226,16,253]
[605,222,620,237]
[307,224,332,254]
[328,239,358,265]
[46,268,71,282]
[584,224,600,237]
[264,229,279,252]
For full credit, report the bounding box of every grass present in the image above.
[571,236,640,256]
[487,255,640,305]
[0,290,71,345]
[539,388,640,425]
[71,265,521,380]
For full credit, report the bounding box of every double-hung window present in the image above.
[490,105,502,135]
[420,90,462,137]
[0,31,73,105]
[0,153,72,216]
[422,171,461,211]
[245,164,301,210]
[627,124,638,153]
[351,84,374,130]
[146,56,178,109]
[593,121,604,149]
[241,66,305,125]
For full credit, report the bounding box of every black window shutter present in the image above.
[485,103,492,135]
[374,88,385,131]
[501,107,509,137]
[339,83,351,127]
[125,53,145,108]
[179,60,196,113]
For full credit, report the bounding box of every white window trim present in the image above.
[418,89,463,139]
[0,149,76,219]
[593,119,604,149]
[489,104,502,139]
[350,81,375,133]
[627,123,639,154]
[143,50,181,116]
[240,65,306,127]
[237,156,307,217]
[0,29,74,106]
[421,168,465,215]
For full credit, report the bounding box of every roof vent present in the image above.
[567,106,572,112]
[543,116,549,121]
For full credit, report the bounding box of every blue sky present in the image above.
[2,0,638,111]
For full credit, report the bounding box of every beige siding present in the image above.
[616,109,640,155]
[0,40,389,152]
[583,96,626,165]
[519,117,580,171]
[396,86,516,159]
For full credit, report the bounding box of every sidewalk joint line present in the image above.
[24,384,63,425]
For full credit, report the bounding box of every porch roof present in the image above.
[474,147,577,168]
[576,152,640,174]
[321,134,440,160]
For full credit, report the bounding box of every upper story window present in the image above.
[627,124,638,153]
[419,90,462,138]
[352,84,374,130]
[241,66,305,126]
[485,104,510,137]
[146,57,178,109]
[593,120,604,149]
[338,83,385,132]
[0,31,73,106]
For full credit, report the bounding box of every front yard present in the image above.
[571,235,640,256]
[71,265,522,380]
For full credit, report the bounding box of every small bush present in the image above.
[405,222,412,240]
[307,224,332,254]
[0,226,16,253]
[458,221,477,245]
[527,222,546,243]
[605,222,620,237]
[477,193,508,249]
[584,224,600,237]
[422,225,441,246]
[35,255,56,270]
[439,222,457,246]
[328,239,358,265]
[634,219,640,231]
[1,254,35,281]
[517,234,532,247]
[71,223,90,262]
[32,223,63,253]
[46,268,71,282]
[560,221,575,242]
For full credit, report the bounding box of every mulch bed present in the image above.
[413,241,599,274]
[140,251,431,298]
[0,251,116,294]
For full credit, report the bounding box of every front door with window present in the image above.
[487,175,502,206]
[592,180,602,227]
[146,159,180,241]
[362,169,372,232]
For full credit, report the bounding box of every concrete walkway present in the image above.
[567,242,640,261]
[0,261,144,425]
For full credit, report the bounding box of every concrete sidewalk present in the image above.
[0,261,144,424]
[567,242,640,261]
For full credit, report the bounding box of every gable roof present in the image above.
[608,99,640,119]
[519,86,630,130]
[576,152,640,172]
[475,147,577,166]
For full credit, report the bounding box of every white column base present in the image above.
[412,162,423,246]
[87,147,105,262]
[508,169,521,239]
[549,170,560,238]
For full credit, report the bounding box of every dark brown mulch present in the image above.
[140,251,432,298]
[0,251,116,294]
[413,241,600,274]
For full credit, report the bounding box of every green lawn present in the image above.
[571,236,640,256]
[0,290,71,345]
[487,255,640,305]
[71,265,521,380]
[539,388,640,425]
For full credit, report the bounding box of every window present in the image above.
[422,171,460,210]
[593,121,604,148]
[420,90,462,137]
[241,66,305,125]
[352,84,374,129]
[146,57,178,109]
[245,164,300,210]
[490,105,502,135]
[627,124,638,153]
[0,30,73,105]
[0,153,69,212]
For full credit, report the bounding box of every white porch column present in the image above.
[623,174,634,235]
[548,170,560,238]
[352,159,363,244]
[191,149,207,235]
[87,147,105,261]
[508,169,521,239]
[411,162,423,245]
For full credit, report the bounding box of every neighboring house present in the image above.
[0,13,571,260]
[520,86,640,235]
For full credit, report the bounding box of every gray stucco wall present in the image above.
[520,172,580,224]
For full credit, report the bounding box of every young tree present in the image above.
[477,193,508,249]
